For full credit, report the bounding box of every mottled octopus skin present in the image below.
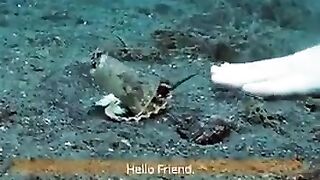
[90,52,169,121]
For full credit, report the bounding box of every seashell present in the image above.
[89,49,174,122]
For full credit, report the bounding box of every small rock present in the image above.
[176,114,232,145]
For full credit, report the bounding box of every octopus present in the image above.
[89,49,196,122]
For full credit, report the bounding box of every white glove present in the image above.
[211,45,320,97]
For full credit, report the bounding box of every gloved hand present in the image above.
[211,45,320,97]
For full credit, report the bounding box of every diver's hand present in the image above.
[211,45,320,97]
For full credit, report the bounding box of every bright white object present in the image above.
[211,45,320,97]
[95,94,126,120]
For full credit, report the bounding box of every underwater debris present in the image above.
[152,29,201,56]
[310,125,320,142]
[294,168,320,180]
[102,29,238,63]
[98,34,165,63]
[304,98,320,112]
[242,98,287,135]
[99,35,163,62]
[89,49,196,122]
[41,10,70,22]
[0,99,17,124]
[176,114,232,145]
[109,47,163,62]
[194,118,232,145]
[136,7,153,17]
[151,29,238,61]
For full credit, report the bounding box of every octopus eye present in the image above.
[90,49,105,69]
[95,51,103,59]
[91,59,98,69]
[91,51,103,60]
[90,48,105,60]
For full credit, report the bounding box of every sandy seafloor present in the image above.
[0,0,320,179]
